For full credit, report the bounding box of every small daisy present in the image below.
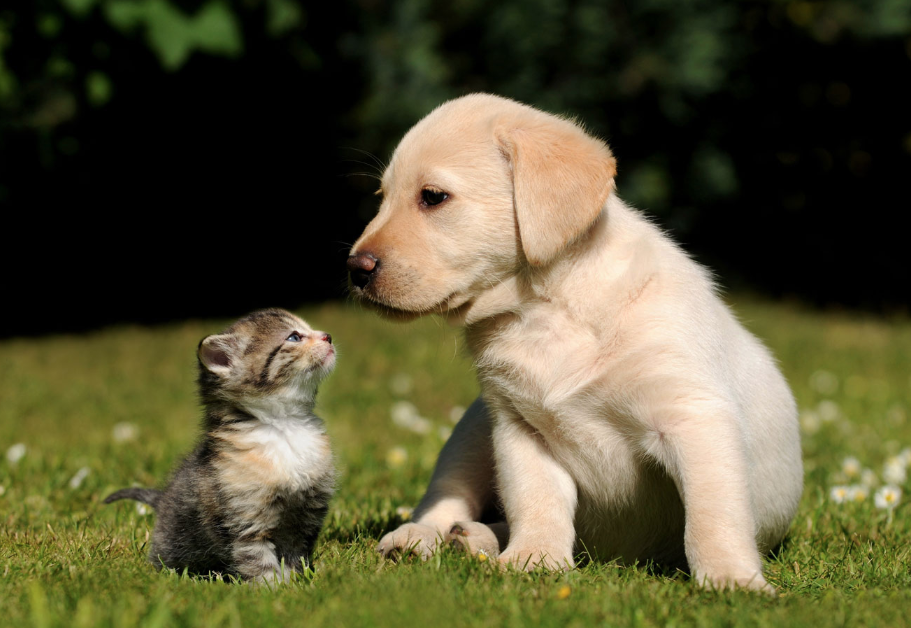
[389,373,413,396]
[898,447,911,466]
[477,549,489,562]
[136,502,152,516]
[847,485,868,503]
[68,466,91,489]
[386,446,408,469]
[817,400,840,422]
[883,458,907,485]
[809,370,839,395]
[438,426,453,441]
[395,506,413,520]
[0,485,6,496]
[861,468,879,488]
[830,486,850,504]
[112,422,138,443]
[449,406,466,424]
[390,401,432,434]
[874,485,902,510]
[799,410,821,435]
[6,443,26,465]
[841,457,861,479]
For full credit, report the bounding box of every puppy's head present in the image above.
[348,93,617,321]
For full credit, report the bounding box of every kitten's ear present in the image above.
[198,334,237,375]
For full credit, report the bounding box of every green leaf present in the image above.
[266,0,303,37]
[60,0,99,18]
[86,71,113,106]
[192,1,243,57]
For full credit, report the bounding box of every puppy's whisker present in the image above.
[342,147,388,172]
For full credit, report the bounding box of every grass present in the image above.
[1,297,910,627]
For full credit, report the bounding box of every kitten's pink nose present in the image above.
[321,333,332,345]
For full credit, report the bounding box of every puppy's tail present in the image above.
[104,487,162,509]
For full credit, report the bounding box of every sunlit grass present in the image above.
[1,297,910,627]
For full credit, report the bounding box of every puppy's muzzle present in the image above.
[347,252,378,288]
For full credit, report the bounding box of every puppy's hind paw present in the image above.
[448,521,508,560]
[697,571,777,596]
[376,523,445,560]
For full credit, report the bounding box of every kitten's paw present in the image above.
[376,523,446,560]
[695,571,776,596]
[498,546,573,572]
[448,521,507,559]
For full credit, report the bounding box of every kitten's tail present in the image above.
[104,488,162,508]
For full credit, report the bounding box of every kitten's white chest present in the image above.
[221,399,333,493]
[248,421,330,483]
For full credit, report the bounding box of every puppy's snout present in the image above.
[347,252,378,289]
[321,333,332,345]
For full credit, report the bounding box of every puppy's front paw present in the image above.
[376,523,445,560]
[448,521,507,559]
[696,571,776,596]
[498,546,573,572]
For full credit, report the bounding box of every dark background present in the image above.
[2,0,909,338]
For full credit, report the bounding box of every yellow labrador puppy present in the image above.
[347,94,802,593]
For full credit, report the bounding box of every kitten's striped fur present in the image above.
[105,308,336,583]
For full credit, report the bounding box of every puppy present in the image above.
[347,94,802,593]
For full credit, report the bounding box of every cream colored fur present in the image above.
[351,94,803,593]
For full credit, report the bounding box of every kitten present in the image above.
[105,308,336,583]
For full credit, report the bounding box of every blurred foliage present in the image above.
[0,0,909,334]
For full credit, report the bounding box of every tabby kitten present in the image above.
[105,308,336,583]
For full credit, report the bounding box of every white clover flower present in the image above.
[817,400,840,422]
[395,506,414,520]
[68,466,91,489]
[810,370,839,395]
[449,405,466,424]
[861,468,879,488]
[136,503,152,516]
[386,446,408,469]
[841,456,861,479]
[799,410,821,435]
[389,373,413,396]
[847,485,869,503]
[390,401,432,434]
[112,422,138,443]
[874,485,902,510]
[830,486,850,504]
[883,458,908,485]
[6,443,26,465]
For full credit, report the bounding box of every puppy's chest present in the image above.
[473,315,624,431]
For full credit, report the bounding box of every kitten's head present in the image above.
[197,309,335,408]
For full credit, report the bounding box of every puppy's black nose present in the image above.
[321,333,332,344]
[347,252,378,288]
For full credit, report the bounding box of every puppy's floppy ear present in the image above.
[198,334,238,376]
[495,111,617,266]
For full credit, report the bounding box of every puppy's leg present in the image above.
[653,401,774,594]
[494,411,576,572]
[377,397,497,559]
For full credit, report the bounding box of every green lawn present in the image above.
[2,297,910,627]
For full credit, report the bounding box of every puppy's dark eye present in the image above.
[286,332,303,342]
[421,188,449,207]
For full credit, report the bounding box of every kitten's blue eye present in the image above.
[286,332,303,342]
